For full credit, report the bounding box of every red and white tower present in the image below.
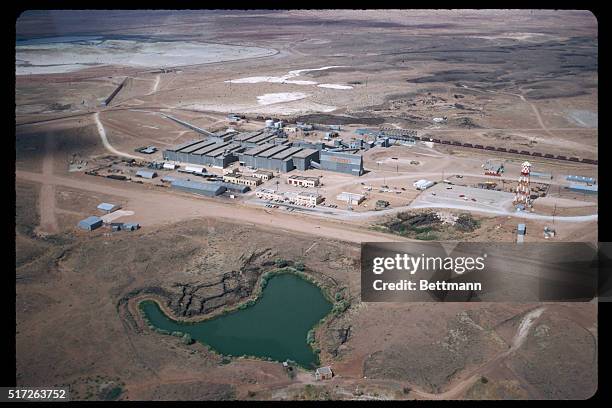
[514,161,532,208]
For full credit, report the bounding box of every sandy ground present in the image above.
[15,10,598,401]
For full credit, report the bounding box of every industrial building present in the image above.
[293,140,325,151]
[170,179,226,197]
[163,140,245,168]
[255,188,322,207]
[568,184,598,195]
[97,203,120,213]
[336,192,365,205]
[237,143,310,173]
[78,216,103,231]
[531,171,553,180]
[292,148,320,171]
[232,130,279,147]
[287,175,319,188]
[414,179,435,190]
[209,129,239,143]
[252,170,274,181]
[180,165,206,175]
[566,175,596,184]
[136,170,157,179]
[319,150,364,176]
[292,191,322,207]
[223,173,262,187]
[219,182,250,194]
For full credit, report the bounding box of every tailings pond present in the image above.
[140,273,332,368]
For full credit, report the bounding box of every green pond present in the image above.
[140,273,333,368]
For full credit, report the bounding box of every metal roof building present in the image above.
[136,170,157,179]
[78,216,103,231]
[292,148,320,171]
[320,150,364,176]
[162,139,243,168]
[170,179,227,197]
[238,143,276,168]
[566,175,596,184]
[218,182,250,193]
[162,139,204,161]
[209,130,238,143]
[568,184,598,194]
[336,192,365,205]
[97,203,120,213]
[269,147,302,172]
[122,223,140,231]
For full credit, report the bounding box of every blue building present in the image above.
[78,216,103,231]
[568,184,598,195]
[566,175,596,184]
[319,150,364,176]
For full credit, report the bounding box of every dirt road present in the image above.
[93,112,142,160]
[16,169,406,244]
[34,132,59,236]
[408,307,546,400]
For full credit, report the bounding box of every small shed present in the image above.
[97,202,120,213]
[315,366,333,381]
[78,216,103,231]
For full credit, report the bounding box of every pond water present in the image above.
[140,273,332,368]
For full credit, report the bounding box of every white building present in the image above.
[256,189,322,207]
[184,165,206,174]
[336,192,365,205]
[413,179,435,190]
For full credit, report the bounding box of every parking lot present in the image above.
[411,182,516,214]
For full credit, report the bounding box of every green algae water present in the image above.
[140,273,333,368]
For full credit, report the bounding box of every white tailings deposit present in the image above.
[16,38,276,75]
[317,83,354,90]
[183,100,337,115]
[225,66,353,90]
[256,92,309,105]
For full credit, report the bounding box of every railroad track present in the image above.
[420,136,598,165]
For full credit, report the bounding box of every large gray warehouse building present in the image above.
[319,150,364,175]
[292,148,320,171]
[237,143,311,173]
[170,179,227,196]
[163,140,245,168]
